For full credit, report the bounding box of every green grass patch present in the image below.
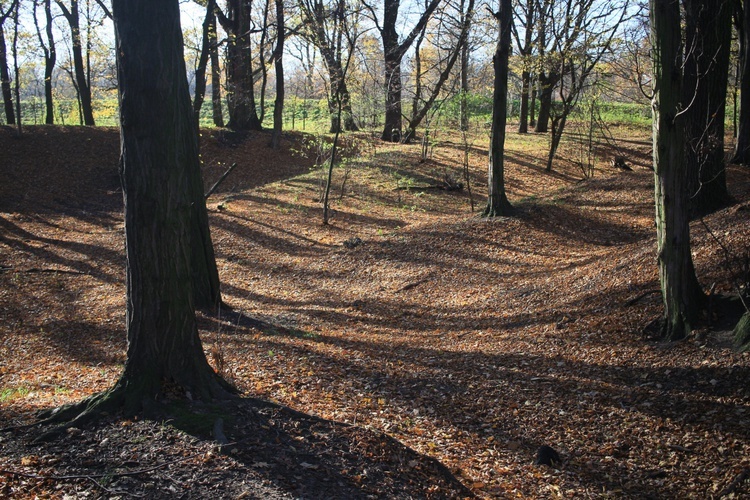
[0,386,31,402]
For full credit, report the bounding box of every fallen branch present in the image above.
[625,289,660,306]
[0,267,86,275]
[394,183,463,192]
[204,163,238,199]
[718,468,749,498]
[396,276,432,293]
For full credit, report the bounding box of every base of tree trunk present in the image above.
[733,311,750,351]
[34,372,237,442]
[481,200,514,218]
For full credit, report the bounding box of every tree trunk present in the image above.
[460,27,469,132]
[518,70,530,133]
[270,0,284,149]
[483,0,513,217]
[57,1,95,125]
[0,24,15,125]
[112,0,231,408]
[534,72,555,133]
[733,311,750,351]
[377,0,442,142]
[381,54,402,141]
[683,0,731,215]
[651,0,704,341]
[516,0,534,134]
[209,14,224,128]
[35,0,56,124]
[192,0,216,129]
[218,0,263,131]
[734,0,750,164]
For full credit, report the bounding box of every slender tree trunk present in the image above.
[378,0,442,142]
[460,28,469,131]
[209,14,224,127]
[57,1,95,125]
[270,0,284,149]
[516,1,533,134]
[11,0,20,135]
[483,0,513,217]
[34,0,56,124]
[0,25,15,125]
[529,82,536,127]
[651,0,704,341]
[734,0,750,164]
[518,70,530,133]
[192,0,216,129]
[534,72,555,133]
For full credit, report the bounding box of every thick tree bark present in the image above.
[734,0,750,164]
[112,0,230,407]
[37,0,233,432]
[56,1,95,126]
[0,24,15,125]
[651,0,705,341]
[483,0,513,217]
[217,0,263,131]
[683,0,731,215]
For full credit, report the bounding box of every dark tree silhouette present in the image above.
[33,0,56,124]
[650,0,705,341]
[0,0,18,125]
[39,0,233,432]
[55,0,96,125]
[682,0,731,215]
[363,0,442,141]
[733,0,750,164]
[216,0,263,130]
[483,0,513,217]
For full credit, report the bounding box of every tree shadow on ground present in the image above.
[0,396,474,499]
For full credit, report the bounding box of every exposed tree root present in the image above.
[481,204,514,218]
[32,374,238,443]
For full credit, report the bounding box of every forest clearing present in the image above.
[1,124,750,498]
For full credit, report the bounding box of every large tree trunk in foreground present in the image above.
[683,0,731,215]
[483,0,513,217]
[650,0,704,341]
[40,0,233,429]
[115,0,230,406]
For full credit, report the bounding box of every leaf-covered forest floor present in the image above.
[1,124,750,498]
